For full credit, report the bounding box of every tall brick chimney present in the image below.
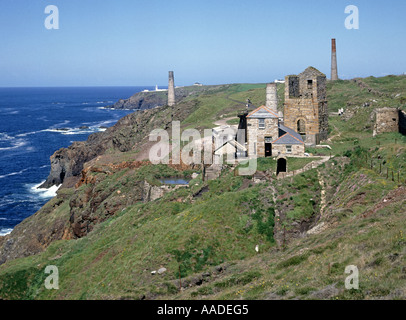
[168,71,175,106]
[266,83,278,114]
[331,39,338,81]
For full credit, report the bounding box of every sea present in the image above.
[0,86,154,236]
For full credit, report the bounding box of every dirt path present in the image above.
[327,123,342,142]
[213,117,237,127]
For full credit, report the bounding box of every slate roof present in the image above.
[273,123,304,145]
[247,105,279,119]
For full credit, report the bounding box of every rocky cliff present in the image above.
[108,90,169,110]
[40,99,200,189]
[107,85,225,110]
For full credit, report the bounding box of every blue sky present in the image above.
[0,0,405,87]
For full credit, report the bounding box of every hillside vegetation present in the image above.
[0,75,405,300]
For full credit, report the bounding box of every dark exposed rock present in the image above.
[109,91,168,110]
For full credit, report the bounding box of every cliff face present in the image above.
[40,99,200,189]
[107,85,223,110]
[109,91,169,110]
[0,158,191,265]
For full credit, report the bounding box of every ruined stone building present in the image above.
[284,67,329,145]
[373,107,406,136]
[213,66,331,163]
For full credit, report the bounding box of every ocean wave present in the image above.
[0,133,13,141]
[108,107,134,111]
[0,135,28,151]
[0,228,12,236]
[0,168,28,179]
[43,126,106,135]
[82,101,113,105]
[3,110,19,115]
[16,130,43,137]
[0,164,49,179]
[29,181,62,199]
[51,120,71,128]
[0,108,19,115]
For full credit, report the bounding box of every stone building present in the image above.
[284,67,329,146]
[246,106,280,157]
[373,107,400,136]
[244,105,305,158]
[272,124,305,157]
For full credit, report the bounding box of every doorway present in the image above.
[265,143,272,157]
[277,158,287,175]
[265,137,272,157]
[297,119,306,140]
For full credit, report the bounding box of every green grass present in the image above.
[1,75,406,300]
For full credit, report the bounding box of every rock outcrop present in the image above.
[40,99,200,189]
[107,85,224,110]
[109,91,169,110]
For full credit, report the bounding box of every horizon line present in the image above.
[0,73,404,89]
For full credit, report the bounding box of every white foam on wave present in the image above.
[16,130,43,137]
[43,126,106,135]
[0,164,50,180]
[0,168,28,179]
[4,110,19,115]
[0,133,13,141]
[0,132,30,152]
[0,108,19,115]
[30,181,61,199]
[0,138,28,151]
[0,228,13,236]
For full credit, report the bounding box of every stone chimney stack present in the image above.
[168,71,175,107]
[331,39,338,81]
[266,82,278,114]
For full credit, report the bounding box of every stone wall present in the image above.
[373,108,399,136]
[284,68,328,145]
[247,118,279,157]
[288,76,300,98]
[272,144,305,157]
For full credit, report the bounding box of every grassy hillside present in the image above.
[0,75,405,300]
